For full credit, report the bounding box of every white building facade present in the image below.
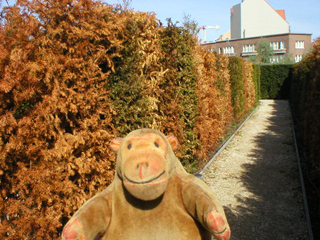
[231,0,290,39]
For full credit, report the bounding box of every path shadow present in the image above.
[224,100,308,240]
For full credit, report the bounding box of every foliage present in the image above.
[253,38,273,63]
[228,57,258,122]
[291,38,320,180]
[107,10,164,135]
[260,64,293,99]
[0,0,124,238]
[159,19,199,171]
[118,0,133,10]
[252,63,261,101]
[290,37,320,238]
[228,57,245,120]
[243,61,257,113]
[194,48,233,163]
[182,12,200,37]
[0,1,260,238]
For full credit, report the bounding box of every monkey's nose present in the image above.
[137,162,149,179]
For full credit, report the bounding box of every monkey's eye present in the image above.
[128,143,132,149]
[154,142,159,148]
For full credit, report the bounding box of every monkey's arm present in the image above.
[62,184,113,240]
[180,175,231,240]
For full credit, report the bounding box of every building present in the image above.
[204,33,312,63]
[231,0,289,39]
[204,0,312,63]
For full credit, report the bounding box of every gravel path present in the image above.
[202,100,309,240]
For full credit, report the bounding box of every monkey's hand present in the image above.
[206,210,231,240]
[62,218,86,240]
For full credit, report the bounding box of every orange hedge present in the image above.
[0,1,123,238]
[194,46,233,161]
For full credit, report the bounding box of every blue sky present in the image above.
[1,0,319,42]
[105,0,320,42]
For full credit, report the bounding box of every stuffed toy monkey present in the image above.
[62,128,230,240]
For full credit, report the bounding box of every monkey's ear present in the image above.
[166,135,179,151]
[110,137,123,152]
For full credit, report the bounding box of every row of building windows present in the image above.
[270,55,303,63]
[212,40,306,62]
[271,55,284,63]
[241,40,304,53]
[271,55,303,63]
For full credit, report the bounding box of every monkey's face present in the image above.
[110,129,178,201]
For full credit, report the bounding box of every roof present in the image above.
[202,33,313,45]
[276,10,286,20]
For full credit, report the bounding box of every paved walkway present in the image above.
[202,100,310,240]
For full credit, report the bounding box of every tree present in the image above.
[251,38,273,63]
[119,0,132,10]
[182,12,199,36]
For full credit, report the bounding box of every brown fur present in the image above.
[62,128,230,240]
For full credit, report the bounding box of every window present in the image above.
[270,41,285,50]
[271,55,284,63]
[219,46,234,55]
[295,55,303,62]
[242,44,256,53]
[295,41,305,49]
[224,46,234,55]
[270,42,276,50]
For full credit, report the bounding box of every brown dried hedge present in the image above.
[0,0,123,238]
[243,61,257,114]
[194,46,233,162]
[0,1,259,238]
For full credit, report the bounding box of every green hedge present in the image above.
[290,38,320,239]
[252,64,261,101]
[228,57,245,120]
[107,12,158,135]
[291,39,320,178]
[158,20,199,169]
[260,64,293,99]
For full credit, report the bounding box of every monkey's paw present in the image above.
[206,211,231,240]
[62,218,85,240]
